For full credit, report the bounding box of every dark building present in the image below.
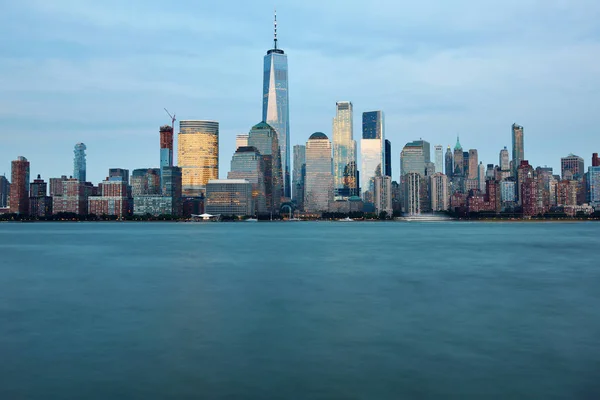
[0,174,9,208]
[29,175,52,217]
[384,139,392,177]
[518,161,537,216]
[49,175,68,197]
[593,153,599,167]
[161,166,183,216]
[160,125,174,168]
[10,156,30,215]
[463,151,470,178]
[108,168,129,184]
[445,146,453,178]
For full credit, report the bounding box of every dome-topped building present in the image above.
[309,132,328,140]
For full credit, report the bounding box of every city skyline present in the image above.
[1,1,600,185]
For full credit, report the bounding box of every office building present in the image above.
[401,140,430,177]
[205,179,253,216]
[593,153,599,167]
[588,166,600,207]
[332,101,357,198]
[236,134,249,150]
[108,168,129,183]
[178,120,219,196]
[361,111,384,202]
[0,175,8,208]
[160,125,174,169]
[133,196,178,217]
[53,178,91,215]
[561,154,585,181]
[478,162,486,192]
[500,146,510,172]
[430,173,449,211]
[29,175,52,217]
[248,121,283,213]
[228,146,267,214]
[304,132,333,213]
[292,144,306,210]
[88,179,130,218]
[385,140,392,177]
[500,180,516,209]
[262,11,291,198]
[131,169,161,196]
[453,137,464,176]
[134,166,182,216]
[374,175,392,215]
[468,149,478,180]
[434,145,443,174]
[445,146,453,177]
[403,172,422,215]
[512,123,524,178]
[10,156,30,215]
[73,143,86,183]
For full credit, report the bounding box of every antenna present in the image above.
[164,108,176,131]
[274,7,278,49]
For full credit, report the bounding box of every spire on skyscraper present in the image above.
[274,8,278,49]
[454,135,462,151]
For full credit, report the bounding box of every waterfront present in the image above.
[1,222,599,398]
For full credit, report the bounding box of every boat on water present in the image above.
[397,214,453,222]
[245,218,258,222]
[338,217,355,222]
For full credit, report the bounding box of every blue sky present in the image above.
[1,0,599,184]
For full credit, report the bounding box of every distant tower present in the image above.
[593,153,599,167]
[10,156,30,215]
[332,101,357,199]
[160,125,174,168]
[361,111,384,202]
[500,146,510,171]
[512,123,524,178]
[248,121,283,214]
[305,132,333,212]
[434,145,443,174]
[453,137,464,176]
[293,144,306,209]
[73,143,87,182]
[263,9,291,198]
[178,120,219,197]
[445,146,453,177]
[468,149,478,180]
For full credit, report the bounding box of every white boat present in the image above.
[245,218,258,222]
[397,214,452,222]
[338,217,355,222]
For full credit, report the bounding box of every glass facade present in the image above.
[588,166,600,207]
[500,146,510,171]
[512,123,524,178]
[73,143,86,183]
[292,144,306,209]
[445,146,453,177]
[434,145,443,174]
[0,175,9,208]
[333,101,357,199]
[131,168,161,197]
[384,140,392,177]
[305,133,333,212]
[159,125,174,169]
[228,146,267,214]
[430,173,449,211]
[361,111,384,202]
[178,120,219,197]
[400,140,431,177]
[561,154,585,180]
[453,137,464,177]
[248,122,282,214]
[263,46,290,198]
[205,179,253,216]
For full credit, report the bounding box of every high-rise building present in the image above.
[88,179,130,218]
[361,111,384,202]
[10,156,30,215]
[500,146,510,172]
[561,154,585,181]
[500,180,516,209]
[0,175,9,208]
[445,146,453,177]
[304,132,333,213]
[463,151,470,178]
[292,145,306,210]
[434,145,443,174]
[263,11,290,198]
[131,169,161,196]
[160,125,174,169]
[384,139,392,177]
[400,140,430,177]
[52,178,91,215]
[512,123,524,178]
[248,121,283,214]
[108,168,129,184]
[468,149,478,180]
[403,172,421,215]
[430,173,448,212]
[228,146,267,215]
[49,175,68,197]
[593,153,599,167]
[588,166,600,207]
[453,137,464,176]
[517,160,535,212]
[178,120,219,196]
[29,175,52,217]
[332,101,357,198]
[374,175,392,215]
[73,143,86,183]
[478,162,486,192]
[236,134,249,150]
[205,179,253,216]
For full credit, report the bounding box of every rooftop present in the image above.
[309,132,328,140]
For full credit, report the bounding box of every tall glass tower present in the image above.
[263,10,290,198]
[305,132,333,212]
[332,101,357,199]
[361,111,384,202]
[512,123,524,178]
[73,143,86,182]
[178,120,219,197]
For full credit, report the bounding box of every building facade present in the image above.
[434,145,443,174]
[304,132,333,213]
[131,168,161,196]
[361,111,384,202]
[236,134,249,150]
[500,146,510,172]
[53,179,91,215]
[453,137,464,177]
[73,143,86,182]
[262,12,291,198]
[0,175,9,208]
[292,144,306,210]
[468,149,478,180]
[430,173,449,212]
[248,121,283,214]
[401,140,430,177]
[374,175,392,215]
[332,101,357,199]
[512,123,524,178]
[205,179,253,216]
[160,125,174,169]
[228,146,267,215]
[445,146,453,177]
[403,172,421,215]
[178,120,219,196]
[561,154,585,181]
[10,156,30,215]
[588,166,600,207]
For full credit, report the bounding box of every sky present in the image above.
[1,0,599,184]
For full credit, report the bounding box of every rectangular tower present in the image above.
[361,111,384,202]
[332,101,357,199]
[10,156,30,215]
[178,120,219,197]
[512,123,524,178]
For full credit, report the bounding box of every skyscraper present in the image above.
[512,123,524,178]
[73,143,86,183]
[478,162,486,192]
[304,132,333,213]
[430,173,449,211]
[178,120,219,196]
[561,154,585,180]
[160,125,174,169]
[0,175,9,208]
[228,146,267,215]
[445,146,453,177]
[403,172,421,215]
[453,137,464,176]
[593,153,599,167]
[248,121,283,213]
[400,140,430,177]
[361,111,384,202]
[10,156,30,215]
[29,175,52,217]
[374,175,392,215]
[588,166,600,207]
[293,144,306,210]
[384,139,392,177]
[236,134,249,150]
[131,169,161,196]
[263,10,290,198]
[500,146,510,172]
[332,101,357,198]
[468,149,478,180]
[108,168,129,183]
[434,145,443,174]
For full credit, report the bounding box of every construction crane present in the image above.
[164,108,176,131]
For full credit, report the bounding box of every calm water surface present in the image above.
[1,222,599,399]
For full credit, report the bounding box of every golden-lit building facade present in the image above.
[178,120,219,197]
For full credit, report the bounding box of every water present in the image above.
[1,222,599,399]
